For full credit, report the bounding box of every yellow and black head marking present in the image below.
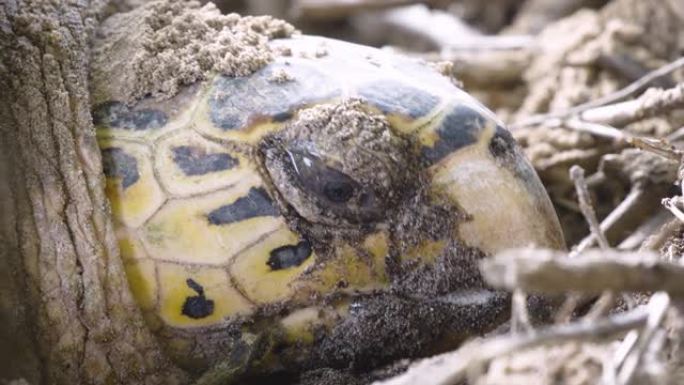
[94,101,168,132]
[193,61,342,144]
[182,278,215,319]
[96,34,565,377]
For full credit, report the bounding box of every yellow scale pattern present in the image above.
[96,80,329,329]
[97,72,480,333]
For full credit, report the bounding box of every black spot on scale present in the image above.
[267,240,312,270]
[181,278,215,319]
[172,146,238,176]
[101,147,140,189]
[421,105,486,165]
[207,187,280,226]
[208,62,340,131]
[93,101,168,131]
[272,111,293,122]
[357,80,439,119]
[488,125,517,160]
[488,125,538,186]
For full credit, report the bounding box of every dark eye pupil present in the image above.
[323,181,354,203]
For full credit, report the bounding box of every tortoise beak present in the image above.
[429,124,565,255]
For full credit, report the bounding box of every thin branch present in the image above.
[562,118,627,140]
[512,57,684,129]
[666,125,684,142]
[585,291,617,320]
[554,293,584,323]
[617,292,670,385]
[375,304,650,385]
[291,0,443,19]
[511,289,533,333]
[363,6,532,53]
[613,330,640,374]
[579,83,684,127]
[626,136,683,162]
[363,5,481,51]
[569,165,613,319]
[561,119,683,161]
[575,187,646,253]
[481,248,684,296]
[618,210,673,250]
[392,43,532,87]
[662,197,684,223]
[570,165,610,251]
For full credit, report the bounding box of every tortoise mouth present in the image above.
[428,127,565,255]
[270,285,510,371]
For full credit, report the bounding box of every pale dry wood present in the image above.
[616,293,670,385]
[358,4,533,51]
[575,188,647,252]
[564,165,614,321]
[292,0,443,19]
[0,1,187,384]
[579,83,684,127]
[446,48,531,87]
[617,210,672,251]
[391,43,531,87]
[507,0,608,34]
[376,302,651,385]
[512,57,684,129]
[570,165,611,251]
[481,248,684,296]
[561,119,683,164]
[626,136,683,162]
[356,4,480,50]
[352,4,481,51]
[640,216,683,254]
[511,289,533,333]
[662,197,684,223]
[563,146,679,260]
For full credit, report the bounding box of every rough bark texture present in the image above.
[0,1,187,384]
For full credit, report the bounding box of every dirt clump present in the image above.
[91,0,296,104]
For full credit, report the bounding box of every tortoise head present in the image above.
[262,99,564,257]
[256,97,564,369]
[263,100,413,228]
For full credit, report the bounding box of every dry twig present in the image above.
[356,5,480,51]
[291,0,442,19]
[544,119,682,162]
[375,302,652,385]
[618,210,672,250]
[579,84,684,127]
[512,57,684,129]
[575,187,648,253]
[392,42,532,87]
[569,164,613,320]
[615,292,670,385]
[662,197,684,223]
[481,248,684,296]
[511,289,533,333]
[361,5,532,52]
[570,165,611,251]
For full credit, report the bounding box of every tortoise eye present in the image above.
[323,179,355,203]
[263,142,386,225]
[287,148,359,204]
